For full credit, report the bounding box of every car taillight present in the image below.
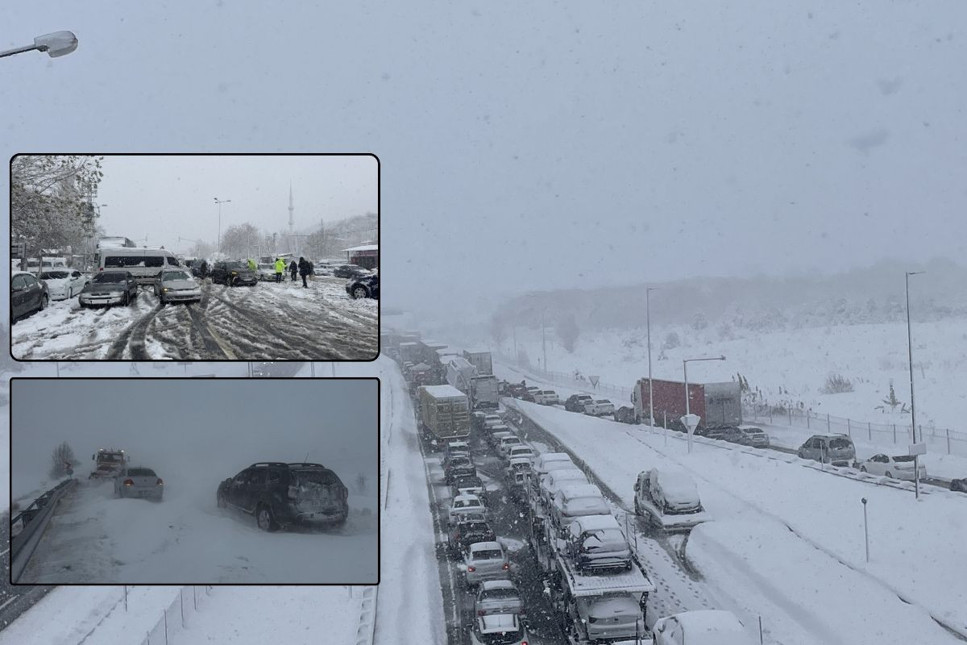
[156,479,163,486]
[467,566,476,572]
[502,563,509,570]
[123,479,134,486]
[477,609,486,616]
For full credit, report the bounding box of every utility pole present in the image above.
[541,309,548,375]
[646,287,658,429]
[214,197,231,256]
[906,271,924,500]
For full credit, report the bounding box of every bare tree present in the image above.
[557,314,580,352]
[220,223,262,259]
[49,441,80,479]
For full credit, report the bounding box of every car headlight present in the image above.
[162,287,170,292]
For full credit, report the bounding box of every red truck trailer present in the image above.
[631,378,741,430]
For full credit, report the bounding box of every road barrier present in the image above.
[10,478,77,583]
[354,586,378,645]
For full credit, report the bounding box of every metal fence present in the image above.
[137,586,215,645]
[745,404,967,457]
[10,478,77,582]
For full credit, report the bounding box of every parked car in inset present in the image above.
[653,609,751,645]
[635,469,703,515]
[470,613,529,645]
[474,579,524,618]
[506,445,535,462]
[39,269,88,300]
[464,541,511,586]
[450,473,485,498]
[550,483,610,530]
[565,393,594,412]
[496,435,523,459]
[951,477,967,493]
[333,264,370,279]
[114,466,164,501]
[210,261,258,287]
[78,270,139,308]
[735,425,770,448]
[11,271,49,321]
[797,434,856,467]
[346,273,379,299]
[859,454,927,481]
[216,462,349,531]
[613,406,637,424]
[153,268,202,304]
[584,399,615,417]
[443,454,476,484]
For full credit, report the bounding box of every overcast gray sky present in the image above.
[10,378,378,498]
[93,155,377,254]
[2,1,966,314]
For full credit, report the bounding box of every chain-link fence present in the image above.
[137,586,215,645]
[745,404,967,457]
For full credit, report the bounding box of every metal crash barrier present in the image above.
[10,478,78,583]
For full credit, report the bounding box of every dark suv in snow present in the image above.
[217,462,349,531]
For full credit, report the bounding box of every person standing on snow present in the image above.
[298,256,310,288]
[274,257,285,283]
[247,258,257,272]
[289,260,298,282]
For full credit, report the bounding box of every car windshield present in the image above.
[455,498,481,509]
[127,468,156,477]
[162,270,191,281]
[92,272,127,283]
[482,588,519,601]
[583,528,625,547]
[476,628,523,645]
[892,455,916,462]
[40,271,70,279]
[222,262,245,269]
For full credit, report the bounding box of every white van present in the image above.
[97,248,181,284]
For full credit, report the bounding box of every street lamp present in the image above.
[905,271,924,499]
[645,287,658,431]
[214,197,231,256]
[541,309,548,375]
[683,355,726,453]
[0,31,78,60]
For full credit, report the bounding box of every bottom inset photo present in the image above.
[9,377,379,585]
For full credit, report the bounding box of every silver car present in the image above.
[474,579,523,617]
[114,466,164,501]
[797,434,856,467]
[79,270,139,307]
[464,541,511,586]
[154,268,202,304]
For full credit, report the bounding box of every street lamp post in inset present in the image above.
[214,197,231,256]
[0,32,78,60]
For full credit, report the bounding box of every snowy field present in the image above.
[11,276,377,361]
[509,398,967,642]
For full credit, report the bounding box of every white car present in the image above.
[653,609,751,645]
[506,445,535,461]
[584,399,615,416]
[470,613,529,645]
[534,389,560,405]
[39,269,88,300]
[859,454,927,481]
[154,268,202,304]
[496,435,523,458]
[448,494,486,524]
[635,469,703,515]
[482,415,503,430]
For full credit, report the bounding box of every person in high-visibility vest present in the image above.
[274,257,285,283]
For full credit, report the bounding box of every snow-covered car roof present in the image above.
[570,513,622,533]
[651,470,700,500]
[469,541,502,554]
[661,610,745,640]
[477,613,521,634]
[452,494,483,506]
[557,483,604,500]
[480,579,516,592]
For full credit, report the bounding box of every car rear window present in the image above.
[482,588,519,600]
[292,468,340,486]
[829,438,853,449]
[127,468,156,477]
[105,256,165,268]
[475,549,503,560]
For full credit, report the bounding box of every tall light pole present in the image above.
[905,271,924,499]
[683,355,726,453]
[646,287,658,430]
[541,309,548,375]
[214,197,231,256]
[0,31,77,60]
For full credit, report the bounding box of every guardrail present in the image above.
[354,586,378,645]
[10,478,77,583]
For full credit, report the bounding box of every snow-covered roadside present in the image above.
[0,586,183,645]
[510,399,967,642]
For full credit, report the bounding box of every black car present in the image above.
[952,478,967,493]
[565,393,594,412]
[613,406,637,424]
[78,271,140,308]
[447,515,497,556]
[443,454,477,484]
[216,462,349,531]
[11,272,49,322]
[333,264,370,279]
[346,273,379,300]
[210,261,258,287]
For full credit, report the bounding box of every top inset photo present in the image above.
[9,153,379,361]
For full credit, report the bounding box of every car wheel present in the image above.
[39,294,49,311]
[352,286,369,299]
[130,289,137,303]
[885,471,893,479]
[860,466,867,473]
[256,504,278,531]
[634,497,641,515]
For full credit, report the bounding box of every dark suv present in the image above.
[210,261,258,287]
[564,393,594,412]
[346,273,379,299]
[216,462,349,531]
